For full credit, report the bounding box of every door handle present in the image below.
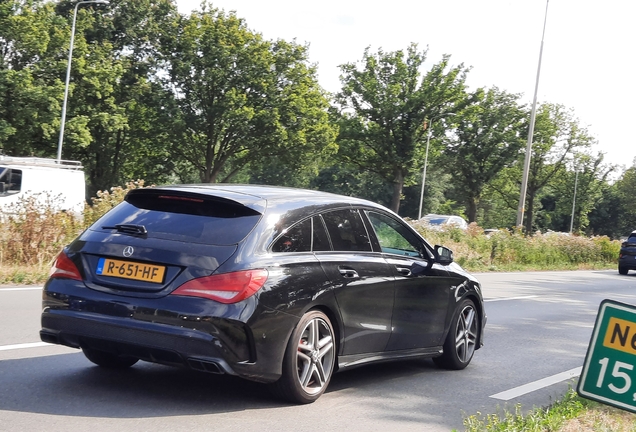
[395,266,412,276]
[338,267,359,279]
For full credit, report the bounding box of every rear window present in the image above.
[91,192,261,245]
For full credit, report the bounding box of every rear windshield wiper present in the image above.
[102,224,148,236]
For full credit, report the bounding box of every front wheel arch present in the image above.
[433,298,479,370]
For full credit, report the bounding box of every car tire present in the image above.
[82,346,139,368]
[433,298,478,370]
[270,310,336,404]
[619,266,629,275]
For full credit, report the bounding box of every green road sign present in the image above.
[578,299,636,413]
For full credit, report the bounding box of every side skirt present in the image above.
[337,346,443,371]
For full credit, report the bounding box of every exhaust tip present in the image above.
[187,358,225,374]
[40,330,60,345]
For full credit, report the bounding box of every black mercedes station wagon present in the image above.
[41,185,486,403]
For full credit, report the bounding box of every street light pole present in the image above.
[569,168,579,234]
[516,0,550,228]
[418,126,433,220]
[418,114,455,220]
[56,0,109,163]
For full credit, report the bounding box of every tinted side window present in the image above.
[322,209,372,252]
[272,217,332,252]
[272,218,312,252]
[367,211,421,257]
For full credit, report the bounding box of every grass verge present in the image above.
[462,388,636,432]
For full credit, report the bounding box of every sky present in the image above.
[175,0,635,173]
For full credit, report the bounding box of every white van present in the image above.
[0,156,86,215]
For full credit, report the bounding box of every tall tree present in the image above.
[165,4,336,184]
[335,44,470,213]
[545,152,614,233]
[521,104,596,233]
[55,0,181,194]
[0,0,66,156]
[613,165,636,236]
[439,87,526,222]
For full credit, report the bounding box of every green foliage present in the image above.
[0,1,632,240]
[0,0,67,156]
[335,44,471,212]
[410,221,620,272]
[463,389,590,432]
[440,87,526,222]
[165,3,336,184]
[83,179,148,226]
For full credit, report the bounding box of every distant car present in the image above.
[619,231,636,275]
[421,214,468,230]
[40,184,486,404]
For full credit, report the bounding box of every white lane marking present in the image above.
[490,367,582,400]
[0,287,43,292]
[484,295,538,302]
[0,342,51,351]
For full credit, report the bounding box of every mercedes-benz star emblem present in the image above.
[123,246,134,257]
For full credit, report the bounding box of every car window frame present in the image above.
[269,215,334,253]
[362,209,434,261]
[319,208,373,253]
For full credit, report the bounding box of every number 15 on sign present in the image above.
[578,300,636,412]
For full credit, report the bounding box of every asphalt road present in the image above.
[1,270,635,431]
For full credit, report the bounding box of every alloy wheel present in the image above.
[295,316,335,395]
[454,304,477,363]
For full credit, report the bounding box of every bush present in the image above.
[409,221,620,272]
[0,180,148,283]
[0,187,621,284]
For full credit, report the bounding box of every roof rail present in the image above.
[0,156,83,170]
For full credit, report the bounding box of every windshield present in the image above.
[0,167,22,197]
[424,216,449,225]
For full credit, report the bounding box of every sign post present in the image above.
[578,299,636,413]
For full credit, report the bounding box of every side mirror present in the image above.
[434,245,454,265]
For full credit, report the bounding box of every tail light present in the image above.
[171,269,268,304]
[50,251,83,281]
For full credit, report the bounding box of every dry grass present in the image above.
[0,181,146,284]
[560,406,636,432]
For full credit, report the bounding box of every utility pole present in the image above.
[516,0,550,229]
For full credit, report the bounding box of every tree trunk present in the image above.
[467,196,478,223]
[524,190,536,234]
[390,169,404,213]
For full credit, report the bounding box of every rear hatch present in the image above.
[621,235,636,258]
[72,188,264,296]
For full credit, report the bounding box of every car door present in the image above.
[364,210,452,351]
[315,208,395,356]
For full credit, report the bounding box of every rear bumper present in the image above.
[619,256,636,270]
[41,309,238,376]
[40,278,290,383]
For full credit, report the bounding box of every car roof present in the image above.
[139,184,387,215]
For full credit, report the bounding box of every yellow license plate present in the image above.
[96,258,165,283]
